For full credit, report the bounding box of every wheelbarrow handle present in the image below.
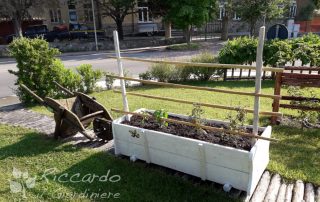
[20,84,45,104]
[53,81,74,97]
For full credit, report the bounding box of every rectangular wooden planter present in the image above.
[112,109,272,196]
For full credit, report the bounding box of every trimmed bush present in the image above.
[76,64,103,93]
[263,39,293,67]
[149,63,181,82]
[183,52,223,81]
[8,37,81,103]
[218,37,258,65]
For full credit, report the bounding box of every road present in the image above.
[0,43,222,101]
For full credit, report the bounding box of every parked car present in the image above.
[69,23,105,40]
[5,25,56,43]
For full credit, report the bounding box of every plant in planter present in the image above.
[223,106,248,141]
[189,104,207,135]
[153,109,169,128]
[112,108,272,197]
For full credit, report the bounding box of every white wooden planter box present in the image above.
[112,109,272,196]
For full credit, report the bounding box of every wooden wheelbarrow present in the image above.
[20,82,113,141]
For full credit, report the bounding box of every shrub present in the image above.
[218,37,258,65]
[291,33,320,66]
[76,64,103,93]
[185,52,223,81]
[8,37,80,103]
[149,63,181,82]
[263,39,293,67]
[166,43,200,51]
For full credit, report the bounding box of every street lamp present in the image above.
[91,0,98,51]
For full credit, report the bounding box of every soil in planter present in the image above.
[122,114,261,151]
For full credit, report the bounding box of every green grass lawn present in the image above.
[0,124,238,201]
[28,80,320,186]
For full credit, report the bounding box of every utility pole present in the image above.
[91,0,98,51]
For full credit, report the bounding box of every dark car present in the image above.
[5,25,56,43]
[69,23,105,40]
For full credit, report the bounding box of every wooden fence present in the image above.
[271,67,320,124]
[110,27,283,142]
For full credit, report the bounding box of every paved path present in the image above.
[0,104,319,202]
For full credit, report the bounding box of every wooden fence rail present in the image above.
[111,108,278,142]
[271,71,320,124]
[113,90,282,117]
[106,75,281,100]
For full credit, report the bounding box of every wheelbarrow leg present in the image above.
[53,107,65,139]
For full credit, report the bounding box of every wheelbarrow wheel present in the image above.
[93,118,113,141]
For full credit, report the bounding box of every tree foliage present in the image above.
[97,0,135,40]
[235,0,290,36]
[0,0,58,36]
[165,0,217,43]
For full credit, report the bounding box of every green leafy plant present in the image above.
[287,86,320,129]
[149,63,181,82]
[140,111,150,126]
[105,72,116,90]
[8,37,81,103]
[226,106,247,132]
[183,52,223,81]
[76,64,103,93]
[263,39,293,67]
[153,109,169,128]
[218,37,258,65]
[189,104,207,134]
[139,71,152,80]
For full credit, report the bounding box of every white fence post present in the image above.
[253,26,265,145]
[113,30,129,117]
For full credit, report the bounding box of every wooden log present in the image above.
[292,180,305,202]
[114,90,283,117]
[106,75,281,100]
[304,183,315,202]
[316,187,320,202]
[111,108,278,142]
[276,183,287,202]
[264,174,281,202]
[109,56,285,72]
[285,184,294,202]
[250,171,271,202]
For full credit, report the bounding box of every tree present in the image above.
[0,0,58,37]
[220,0,235,40]
[98,0,135,40]
[147,0,172,39]
[166,0,217,43]
[236,0,290,36]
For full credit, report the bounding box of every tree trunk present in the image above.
[13,17,23,37]
[164,21,171,39]
[184,25,192,44]
[250,22,255,37]
[221,15,229,40]
[116,20,124,40]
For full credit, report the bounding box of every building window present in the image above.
[84,3,93,22]
[50,9,62,23]
[138,7,153,22]
[69,10,78,22]
[289,2,297,18]
[218,4,225,20]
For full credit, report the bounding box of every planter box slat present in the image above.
[114,124,251,172]
[113,109,272,198]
